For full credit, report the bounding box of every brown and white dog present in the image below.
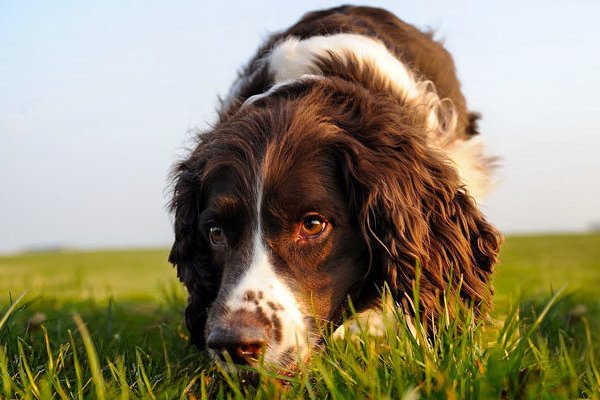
[169,5,502,369]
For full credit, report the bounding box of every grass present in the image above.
[0,234,599,399]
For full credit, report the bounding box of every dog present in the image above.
[169,5,502,369]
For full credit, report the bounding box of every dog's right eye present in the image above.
[298,214,328,241]
[208,226,226,246]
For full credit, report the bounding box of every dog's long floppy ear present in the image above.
[337,123,502,323]
[169,159,218,347]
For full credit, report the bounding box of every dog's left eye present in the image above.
[299,215,327,239]
[208,226,226,246]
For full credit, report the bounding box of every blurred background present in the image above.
[1,0,599,253]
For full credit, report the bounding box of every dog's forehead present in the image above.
[204,124,342,205]
[259,139,344,211]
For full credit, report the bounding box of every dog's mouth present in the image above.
[209,334,324,378]
[209,351,300,386]
[204,307,333,374]
[203,292,347,376]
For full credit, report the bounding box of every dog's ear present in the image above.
[338,125,502,323]
[169,160,218,347]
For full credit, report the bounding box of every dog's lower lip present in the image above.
[215,350,261,366]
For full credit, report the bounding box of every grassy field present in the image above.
[1,234,599,399]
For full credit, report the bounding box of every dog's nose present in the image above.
[206,311,269,364]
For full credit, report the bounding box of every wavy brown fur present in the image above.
[169,6,502,352]
[294,78,502,324]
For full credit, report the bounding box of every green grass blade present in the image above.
[0,345,12,398]
[161,330,172,381]
[73,314,106,400]
[68,330,84,400]
[41,325,69,400]
[135,349,156,400]
[0,292,27,331]
[180,372,202,400]
[17,339,40,399]
[525,286,566,337]
[107,357,130,400]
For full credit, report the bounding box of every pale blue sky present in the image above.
[1,1,599,253]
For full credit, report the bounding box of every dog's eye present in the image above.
[209,226,226,246]
[299,215,327,239]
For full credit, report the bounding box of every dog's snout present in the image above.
[207,310,270,364]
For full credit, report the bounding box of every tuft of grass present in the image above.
[0,234,599,399]
[1,286,598,398]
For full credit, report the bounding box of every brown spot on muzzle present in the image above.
[271,313,282,343]
[233,308,271,334]
[243,290,256,302]
[267,301,283,311]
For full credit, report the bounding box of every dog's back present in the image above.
[222,5,493,198]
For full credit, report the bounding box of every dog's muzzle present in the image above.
[206,309,270,364]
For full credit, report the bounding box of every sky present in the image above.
[1,1,599,253]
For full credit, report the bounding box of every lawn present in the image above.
[1,234,599,399]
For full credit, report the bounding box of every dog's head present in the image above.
[169,79,501,368]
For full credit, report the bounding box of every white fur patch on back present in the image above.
[268,33,457,134]
[242,74,322,107]
[444,138,493,199]
[269,34,422,96]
